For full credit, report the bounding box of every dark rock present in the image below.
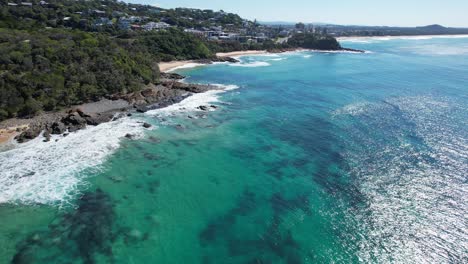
[62,112,86,126]
[160,72,185,80]
[210,105,218,109]
[43,131,51,142]
[143,122,152,128]
[125,134,135,139]
[63,133,69,137]
[75,108,90,118]
[15,125,43,143]
[127,113,133,117]
[214,56,240,63]
[68,125,83,133]
[51,122,66,135]
[198,105,209,111]
[171,82,214,93]
[136,105,148,113]
[341,47,365,53]
[84,113,113,126]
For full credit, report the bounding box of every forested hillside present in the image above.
[0,0,343,121]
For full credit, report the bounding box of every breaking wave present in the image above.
[146,83,239,116]
[229,61,271,67]
[0,117,145,206]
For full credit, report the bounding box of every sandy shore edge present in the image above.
[158,60,197,72]
[0,125,28,144]
[158,50,268,72]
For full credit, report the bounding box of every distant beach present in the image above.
[159,60,198,72]
[158,50,268,72]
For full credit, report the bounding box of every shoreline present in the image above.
[216,50,267,58]
[159,60,197,72]
[158,50,268,72]
[0,48,362,147]
[0,74,225,146]
[158,48,352,73]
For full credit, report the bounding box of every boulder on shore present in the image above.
[50,121,66,135]
[15,125,43,143]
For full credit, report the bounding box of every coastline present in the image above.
[158,50,268,72]
[159,60,197,72]
[216,50,267,57]
[0,128,20,145]
[0,48,360,147]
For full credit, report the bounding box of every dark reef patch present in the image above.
[11,189,117,264]
[199,188,311,263]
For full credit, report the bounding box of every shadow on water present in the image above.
[12,189,116,264]
[266,114,367,208]
[200,188,311,263]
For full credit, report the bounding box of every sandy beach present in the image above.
[0,125,27,144]
[158,60,197,72]
[158,50,268,72]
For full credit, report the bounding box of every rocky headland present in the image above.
[1,57,238,145]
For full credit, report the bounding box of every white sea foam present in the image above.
[0,117,145,206]
[146,84,239,116]
[229,61,271,67]
[0,82,241,206]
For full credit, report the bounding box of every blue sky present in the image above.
[126,0,468,27]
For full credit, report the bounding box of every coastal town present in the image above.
[2,0,329,45]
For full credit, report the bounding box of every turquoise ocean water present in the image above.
[0,36,467,263]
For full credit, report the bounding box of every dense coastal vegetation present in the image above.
[0,0,343,121]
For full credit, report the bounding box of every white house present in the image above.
[142,22,171,31]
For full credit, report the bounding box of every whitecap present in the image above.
[0,117,145,206]
[145,84,239,116]
[229,61,271,67]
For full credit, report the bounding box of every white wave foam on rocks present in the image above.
[146,84,239,116]
[0,117,145,206]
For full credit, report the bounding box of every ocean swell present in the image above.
[334,96,468,263]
